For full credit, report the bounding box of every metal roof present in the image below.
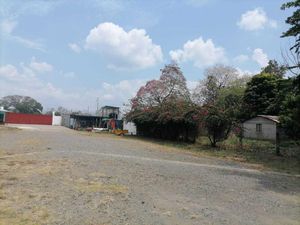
[70,114,102,119]
[101,105,120,109]
[257,115,280,123]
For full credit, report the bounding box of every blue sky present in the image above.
[0,0,293,112]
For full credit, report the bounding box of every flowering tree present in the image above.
[126,63,199,142]
[130,63,190,111]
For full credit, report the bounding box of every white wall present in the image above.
[123,121,136,135]
[243,117,277,140]
[52,112,62,126]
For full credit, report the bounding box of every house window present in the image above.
[256,124,262,132]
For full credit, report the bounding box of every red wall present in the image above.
[5,112,52,125]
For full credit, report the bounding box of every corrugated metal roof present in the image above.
[101,105,120,109]
[257,115,280,123]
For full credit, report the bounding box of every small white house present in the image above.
[123,120,137,135]
[243,115,279,141]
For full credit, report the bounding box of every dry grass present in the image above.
[0,150,126,225]
[0,149,8,158]
[0,206,50,225]
[0,126,20,132]
[71,178,128,193]
[121,134,300,174]
[16,138,44,147]
[0,157,67,225]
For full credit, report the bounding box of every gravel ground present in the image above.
[0,125,299,225]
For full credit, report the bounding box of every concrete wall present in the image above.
[52,112,62,126]
[243,117,277,140]
[123,121,136,135]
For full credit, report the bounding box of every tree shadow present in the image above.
[218,169,300,194]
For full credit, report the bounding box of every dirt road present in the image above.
[0,125,299,225]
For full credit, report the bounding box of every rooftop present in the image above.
[257,115,280,123]
[101,105,120,109]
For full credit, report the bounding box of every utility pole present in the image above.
[96,97,99,112]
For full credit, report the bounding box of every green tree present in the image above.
[281,0,300,74]
[281,0,300,54]
[243,73,279,119]
[203,106,232,147]
[280,76,300,140]
[0,95,43,114]
[262,60,286,78]
[203,85,246,148]
[280,1,300,141]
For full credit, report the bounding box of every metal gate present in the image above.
[5,112,52,125]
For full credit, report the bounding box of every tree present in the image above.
[281,0,300,74]
[160,63,191,102]
[192,64,239,105]
[126,63,200,142]
[202,84,245,147]
[45,106,71,115]
[130,63,190,111]
[281,0,300,54]
[202,106,233,147]
[280,76,300,140]
[0,95,43,114]
[279,1,300,141]
[261,60,286,78]
[243,73,279,119]
[191,65,247,147]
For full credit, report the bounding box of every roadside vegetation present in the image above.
[123,134,300,174]
[125,0,300,161]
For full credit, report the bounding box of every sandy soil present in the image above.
[0,125,299,225]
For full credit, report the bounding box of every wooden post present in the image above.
[275,125,281,156]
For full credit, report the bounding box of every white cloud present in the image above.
[233,54,249,63]
[68,43,81,53]
[0,64,74,100]
[0,19,45,51]
[236,67,257,77]
[99,79,147,101]
[237,8,277,31]
[169,37,226,68]
[0,0,61,18]
[0,64,20,80]
[85,22,163,70]
[0,60,147,111]
[29,57,53,73]
[0,62,81,110]
[252,48,269,68]
[0,19,17,34]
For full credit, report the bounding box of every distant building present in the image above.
[98,106,120,119]
[0,107,8,124]
[243,115,279,141]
